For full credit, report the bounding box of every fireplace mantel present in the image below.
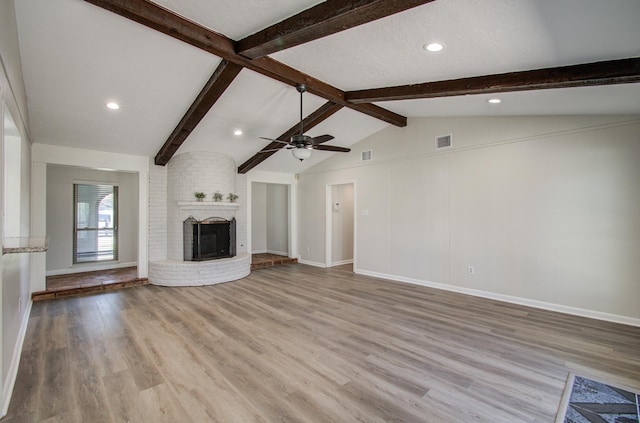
[177,201,241,210]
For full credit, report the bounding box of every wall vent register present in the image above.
[361,150,373,161]
[436,134,452,149]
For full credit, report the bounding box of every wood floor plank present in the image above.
[115,324,165,392]
[5,264,640,422]
[101,370,147,422]
[37,348,72,421]
[67,325,114,423]
[3,350,42,418]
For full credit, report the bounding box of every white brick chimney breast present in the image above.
[149,151,249,286]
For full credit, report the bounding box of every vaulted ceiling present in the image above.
[14,0,640,174]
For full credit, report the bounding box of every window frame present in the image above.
[72,181,119,264]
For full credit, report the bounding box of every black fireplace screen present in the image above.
[183,216,236,261]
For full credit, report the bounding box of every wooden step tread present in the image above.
[251,255,298,270]
[32,278,148,301]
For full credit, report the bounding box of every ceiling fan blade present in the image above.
[259,137,290,145]
[310,134,334,145]
[314,145,351,153]
[257,147,291,153]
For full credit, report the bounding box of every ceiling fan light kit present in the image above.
[292,148,312,161]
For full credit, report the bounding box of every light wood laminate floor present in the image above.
[5,264,640,422]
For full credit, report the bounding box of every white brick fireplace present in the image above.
[148,151,249,286]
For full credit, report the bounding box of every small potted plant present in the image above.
[213,191,223,202]
[227,193,239,203]
[194,192,206,202]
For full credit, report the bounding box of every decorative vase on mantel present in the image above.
[227,193,238,203]
[194,192,206,202]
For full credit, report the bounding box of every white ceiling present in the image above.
[14,0,640,174]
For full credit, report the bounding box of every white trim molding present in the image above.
[330,259,353,267]
[1,300,32,417]
[354,268,640,328]
[298,259,327,268]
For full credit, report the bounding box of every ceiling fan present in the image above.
[259,84,350,161]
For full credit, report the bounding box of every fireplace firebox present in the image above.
[183,216,236,261]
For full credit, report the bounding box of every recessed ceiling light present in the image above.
[424,42,444,52]
[106,102,120,110]
[488,98,502,104]
[233,129,243,136]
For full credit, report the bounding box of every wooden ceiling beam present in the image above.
[345,57,640,103]
[84,0,237,57]
[84,0,407,128]
[154,60,243,166]
[238,102,343,174]
[249,56,406,126]
[236,0,436,59]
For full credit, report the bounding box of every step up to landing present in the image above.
[251,254,298,270]
[32,278,148,301]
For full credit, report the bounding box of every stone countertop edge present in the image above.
[3,245,48,254]
[2,236,48,254]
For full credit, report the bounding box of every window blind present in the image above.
[73,183,119,264]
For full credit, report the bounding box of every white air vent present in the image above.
[436,134,452,149]
[361,150,373,161]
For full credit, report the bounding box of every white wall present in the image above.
[2,136,21,238]
[251,183,267,253]
[45,165,139,274]
[0,110,31,419]
[148,161,167,262]
[266,184,288,255]
[0,0,33,415]
[299,116,640,325]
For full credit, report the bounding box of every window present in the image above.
[73,183,118,263]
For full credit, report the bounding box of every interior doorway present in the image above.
[251,182,290,256]
[44,164,140,293]
[326,182,355,269]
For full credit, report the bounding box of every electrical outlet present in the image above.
[18,296,21,313]
[306,246,310,253]
[468,266,475,276]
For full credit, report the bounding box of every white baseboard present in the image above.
[330,259,353,267]
[252,249,267,254]
[299,259,352,268]
[46,261,138,276]
[298,259,327,268]
[1,299,32,417]
[354,268,640,328]
[266,249,289,256]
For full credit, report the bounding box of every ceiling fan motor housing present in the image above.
[291,134,312,148]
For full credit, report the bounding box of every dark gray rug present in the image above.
[556,373,639,423]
